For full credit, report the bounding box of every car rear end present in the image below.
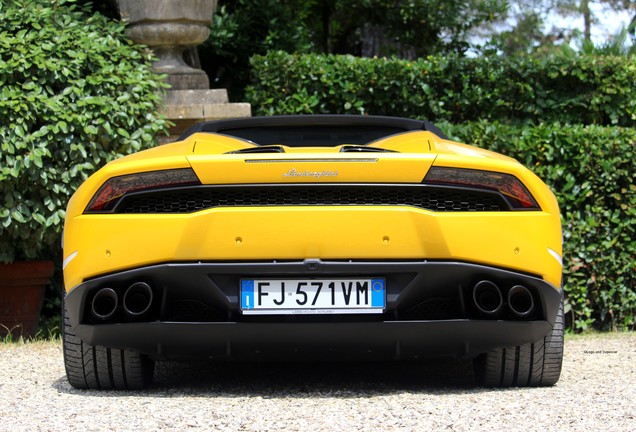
[62,116,563,388]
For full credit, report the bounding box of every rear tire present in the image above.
[474,295,564,387]
[62,302,154,390]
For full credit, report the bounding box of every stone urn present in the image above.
[117,0,218,90]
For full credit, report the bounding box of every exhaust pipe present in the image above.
[123,282,153,317]
[508,285,535,318]
[91,288,118,320]
[473,280,503,316]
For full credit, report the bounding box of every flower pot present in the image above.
[0,261,54,339]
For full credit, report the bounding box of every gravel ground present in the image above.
[0,333,634,432]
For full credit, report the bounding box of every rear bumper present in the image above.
[70,320,554,361]
[65,260,562,360]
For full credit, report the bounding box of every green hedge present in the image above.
[247,51,636,126]
[443,122,636,331]
[0,0,168,262]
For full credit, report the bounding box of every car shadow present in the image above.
[53,357,483,397]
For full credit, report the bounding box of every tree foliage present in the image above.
[307,0,508,57]
[201,0,508,98]
[555,0,635,42]
[481,0,636,56]
[200,0,315,98]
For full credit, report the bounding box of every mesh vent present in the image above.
[225,145,285,154]
[339,145,397,153]
[164,300,225,322]
[401,298,462,320]
[112,185,508,214]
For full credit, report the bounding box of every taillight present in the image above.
[423,167,540,209]
[85,168,201,212]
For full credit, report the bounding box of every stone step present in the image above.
[159,89,251,143]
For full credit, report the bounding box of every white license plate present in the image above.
[241,278,385,315]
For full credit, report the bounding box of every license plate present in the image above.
[241,278,385,315]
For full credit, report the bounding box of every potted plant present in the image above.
[0,0,169,338]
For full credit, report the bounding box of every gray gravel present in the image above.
[1,333,634,431]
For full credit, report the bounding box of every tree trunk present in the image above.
[581,0,591,42]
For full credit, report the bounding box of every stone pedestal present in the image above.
[117,0,251,142]
[159,89,251,142]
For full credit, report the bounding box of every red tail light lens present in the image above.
[85,168,201,212]
[423,167,540,209]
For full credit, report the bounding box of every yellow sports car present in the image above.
[62,115,564,389]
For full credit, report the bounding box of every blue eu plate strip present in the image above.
[241,280,254,309]
[371,279,385,307]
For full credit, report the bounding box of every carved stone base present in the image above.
[164,72,210,90]
[159,89,251,143]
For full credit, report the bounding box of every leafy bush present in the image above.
[247,51,636,126]
[443,122,636,331]
[0,0,168,262]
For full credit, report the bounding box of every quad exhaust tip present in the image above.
[123,282,154,317]
[91,287,118,320]
[508,284,535,318]
[472,280,503,316]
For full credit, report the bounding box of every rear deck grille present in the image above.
[112,185,509,214]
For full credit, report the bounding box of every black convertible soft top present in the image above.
[179,115,448,147]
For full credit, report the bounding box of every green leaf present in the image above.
[84,125,98,135]
[11,210,26,223]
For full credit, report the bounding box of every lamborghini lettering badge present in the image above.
[283,169,339,178]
